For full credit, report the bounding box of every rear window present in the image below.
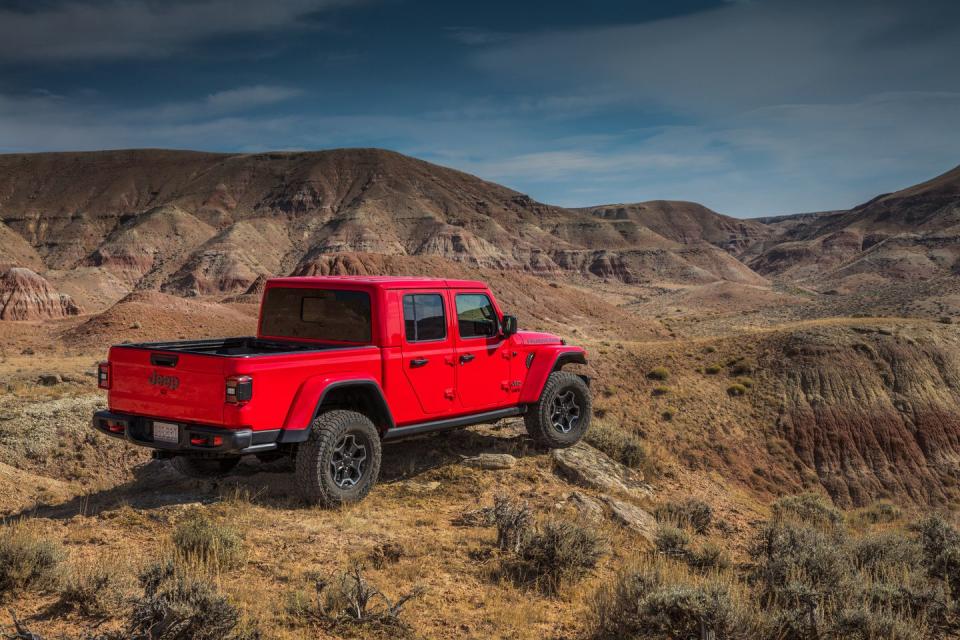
[260,288,372,343]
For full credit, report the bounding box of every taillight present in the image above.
[98,362,111,389]
[225,376,253,404]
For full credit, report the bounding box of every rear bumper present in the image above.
[91,410,291,456]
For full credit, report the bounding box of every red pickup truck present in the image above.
[93,276,591,505]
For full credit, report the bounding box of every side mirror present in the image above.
[502,314,518,337]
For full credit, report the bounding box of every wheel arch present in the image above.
[519,347,590,404]
[280,376,395,442]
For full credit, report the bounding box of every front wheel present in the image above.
[524,371,592,448]
[295,410,382,507]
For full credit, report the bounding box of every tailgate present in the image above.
[108,347,226,425]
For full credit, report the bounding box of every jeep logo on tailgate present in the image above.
[149,371,180,391]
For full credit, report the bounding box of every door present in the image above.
[453,292,511,410]
[400,292,456,414]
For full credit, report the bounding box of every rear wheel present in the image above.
[524,371,591,448]
[170,456,240,479]
[295,410,381,507]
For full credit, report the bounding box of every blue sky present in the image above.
[0,0,958,217]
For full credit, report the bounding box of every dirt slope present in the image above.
[749,164,960,289]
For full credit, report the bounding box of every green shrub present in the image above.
[851,532,923,575]
[172,511,243,570]
[0,522,64,600]
[853,501,901,525]
[661,408,676,421]
[591,566,740,640]
[736,376,755,389]
[772,493,843,527]
[647,367,670,381]
[749,521,849,602]
[726,383,747,396]
[703,346,717,354]
[651,386,670,396]
[704,364,722,375]
[654,525,691,558]
[687,542,730,572]
[126,562,257,640]
[585,423,647,469]
[730,362,754,376]
[504,517,605,594]
[655,499,713,534]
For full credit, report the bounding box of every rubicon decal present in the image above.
[149,370,180,391]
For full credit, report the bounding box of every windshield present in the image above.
[259,288,372,343]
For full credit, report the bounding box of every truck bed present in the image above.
[115,336,352,357]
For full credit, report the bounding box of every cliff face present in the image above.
[762,324,960,507]
[0,267,82,320]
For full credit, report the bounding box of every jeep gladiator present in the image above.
[92,276,591,505]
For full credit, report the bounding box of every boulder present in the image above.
[603,496,657,541]
[551,442,649,496]
[462,453,517,470]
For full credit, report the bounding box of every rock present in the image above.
[462,453,517,470]
[0,267,82,320]
[551,442,648,496]
[404,480,441,494]
[38,374,62,386]
[568,491,604,520]
[603,497,657,541]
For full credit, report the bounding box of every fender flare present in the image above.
[519,347,589,404]
[278,376,395,443]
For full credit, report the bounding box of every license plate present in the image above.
[152,421,179,444]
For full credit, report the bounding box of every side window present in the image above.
[403,294,446,342]
[456,293,498,339]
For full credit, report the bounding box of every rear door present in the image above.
[453,291,511,411]
[399,291,456,414]
[108,347,226,425]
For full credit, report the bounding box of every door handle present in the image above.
[459,353,475,364]
[410,358,429,368]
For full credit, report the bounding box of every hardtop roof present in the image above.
[265,275,489,290]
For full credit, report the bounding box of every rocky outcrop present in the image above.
[551,442,651,497]
[0,268,82,320]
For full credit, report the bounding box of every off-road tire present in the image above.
[170,456,240,478]
[295,410,382,507]
[524,371,591,448]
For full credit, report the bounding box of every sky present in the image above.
[0,0,958,217]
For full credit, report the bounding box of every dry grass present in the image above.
[0,520,63,601]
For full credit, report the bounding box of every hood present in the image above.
[513,330,564,346]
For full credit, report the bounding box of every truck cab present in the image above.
[93,276,591,506]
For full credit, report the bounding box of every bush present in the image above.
[654,525,691,558]
[853,501,901,525]
[0,522,64,600]
[655,499,714,534]
[851,532,923,575]
[704,364,722,375]
[503,518,605,595]
[647,367,670,381]
[491,494,532,553]
[585,423,646,469]
[729,362,754,376]
[591,566,740,640]
[172,510,243,569]
[59,561,128,618]
[661,408,676,421]
[771,493,843,528]
[295,563,424,630]
[749,521,850,602]
[123,562,256,640]
[736,376,755,389]
[726,383,747,397]
[687,542,730,572]
[651,386,670,396]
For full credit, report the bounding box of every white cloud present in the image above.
[0,0,359,61]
